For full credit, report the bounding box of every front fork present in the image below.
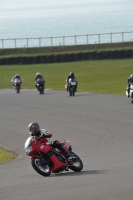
[31,152,48,165]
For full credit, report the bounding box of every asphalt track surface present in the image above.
[0,89,133,200]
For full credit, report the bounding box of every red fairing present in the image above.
[50,155,68,173]
[27,139,52,156]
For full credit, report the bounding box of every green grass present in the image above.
[0,147,17,164]
[0,58,133,95]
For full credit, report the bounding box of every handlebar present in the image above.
[36,134,45,141]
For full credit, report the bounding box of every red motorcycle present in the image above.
[24,135,83,176]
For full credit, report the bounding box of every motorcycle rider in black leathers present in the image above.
[127,74,133,98]
[66,72,78,92]
[35,72,44,82]
[35,72,45,89]
[28,122,69,157]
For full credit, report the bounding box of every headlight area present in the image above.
[26,146,33,153]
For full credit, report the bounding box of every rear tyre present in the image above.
[71,87,75,96]
[69,87,72,96]
[68,152,83,172]
[72,88,75,96]
[31,158,51,176]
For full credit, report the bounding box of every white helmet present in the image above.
[36,72,41,76]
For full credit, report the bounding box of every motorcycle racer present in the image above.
[11,74,23,86]
[28,122,69,157]
[127,74,133,98]
[65,72,78,92]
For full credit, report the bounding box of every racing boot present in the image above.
[59,146,69,158]
[52,140,69,158]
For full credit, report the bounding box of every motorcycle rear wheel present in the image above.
[31,158,51,176]
[69,88,72,96]
[72,87,75,96]
[68,152,83,172]
[69,87,75,96]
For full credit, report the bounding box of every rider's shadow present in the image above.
[51,170,106,177]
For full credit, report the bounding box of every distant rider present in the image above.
[35,72,45,87]
[11,74,23,86]
[35,72,45,88]
[35,72,44,81]
[66,72,78,92]
[127,74,133,97]
[28,122,69,157]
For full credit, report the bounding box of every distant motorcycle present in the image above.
[36,78,45,94]
[126,83,133,103]
[68,78,77,96]
[13,78,21,93]
[24,135,83,177]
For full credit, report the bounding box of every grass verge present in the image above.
[0,59,133,95]
[0,147,17,164]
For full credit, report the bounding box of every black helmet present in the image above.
[28,122,40,136]
[70,72,74,76]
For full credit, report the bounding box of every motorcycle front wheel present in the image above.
[15,85,20,93]
[38,87,44,94]
[31,158,51,176]
[68,152,83,172]
[41,87,44,94]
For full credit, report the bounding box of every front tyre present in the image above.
[15,85,20,93]
[68,152,83,172]
[41,86,44,94]
[31,158,51,176]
